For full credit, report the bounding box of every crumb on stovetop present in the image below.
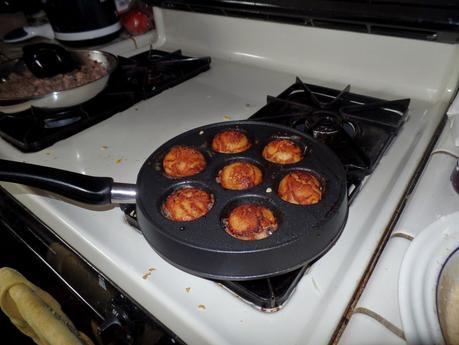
[142,267,156,280]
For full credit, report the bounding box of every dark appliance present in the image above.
[41,0,121,46]
[0,49,211,152]
[0,0,42,15]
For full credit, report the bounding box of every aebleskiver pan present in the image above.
[0,121,348,280]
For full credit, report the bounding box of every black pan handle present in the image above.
[0,159,115,205]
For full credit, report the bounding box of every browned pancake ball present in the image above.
[262,139,303,164]
[225,204,278,240]
[163,187,213,221]
[278,171,322,205]
[211,130,251,153]
[163,146,206,178]
[217,162,263,190]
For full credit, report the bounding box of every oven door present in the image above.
[0,187,183,345]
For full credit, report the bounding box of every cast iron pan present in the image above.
[0,121,348,280]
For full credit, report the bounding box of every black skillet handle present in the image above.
[22,43,79,79]
[0,159,114,205]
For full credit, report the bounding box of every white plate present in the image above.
[399,212,459,345]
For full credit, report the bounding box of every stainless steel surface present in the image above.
[111,183,137,204]
[0,49,118,113]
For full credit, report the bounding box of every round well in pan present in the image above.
[221,195,281,241]
[162,145,206,178]
[211,128,252,154]
[262,137,305,164]
[216,159,263,191]
[277,169,323,205]
[162,185,214,222]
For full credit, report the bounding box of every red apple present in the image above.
[121,10,151,35]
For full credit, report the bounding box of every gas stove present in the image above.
[118,77,409,311]
[0,3,458,345]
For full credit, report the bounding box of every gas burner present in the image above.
[119,50,211,98]
[312,123,340,143]
[250,77,410,201]
[302,110,359,144]
[306,111,340,142]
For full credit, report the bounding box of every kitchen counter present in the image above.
[338,112,459,345]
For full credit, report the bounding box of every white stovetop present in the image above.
[1,8,459,345]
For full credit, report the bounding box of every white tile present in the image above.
[354,237,411,329]
[339,313,406,345]
[393,143,459,239]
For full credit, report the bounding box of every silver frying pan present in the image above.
[0,50,118,114]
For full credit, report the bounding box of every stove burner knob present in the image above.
[98,298,136,345]
[98,313,122,332]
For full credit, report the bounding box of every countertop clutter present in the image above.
[0,1,459,344]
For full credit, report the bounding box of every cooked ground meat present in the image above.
[0,59,107,99]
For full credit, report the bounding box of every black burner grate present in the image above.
[250,77,410,201]
[0,50,211,152]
